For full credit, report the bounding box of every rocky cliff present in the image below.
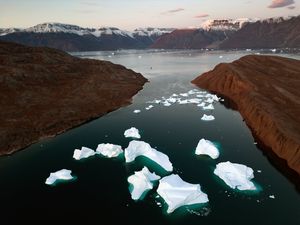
[192,55,300,175]
[0,41,147,155]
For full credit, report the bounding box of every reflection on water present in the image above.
[0,49,299,225]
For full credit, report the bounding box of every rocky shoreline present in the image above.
[0,41,147,155]
[192,55,300,176]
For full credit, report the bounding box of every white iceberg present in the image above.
[188,98,201,104]
[145,105,154,110]
[127,166,161,200]
[124,127,141,139]
[205,98,214,104]
[180,93,188,97]
[178,99,189,104]
[214,161,256,191]
[195,139,219,159]
[163,101,172,107]
[125,140,173,172]
[45,169,74,185]
[197,102,206,107]
[96,143,123,158]
[166,97,177,103]
[73,146,95,160]
[157,174,209,213]
[202,104,214,110]
[172,94,178,97]
[133,110,141,113]
[201,114,215,121]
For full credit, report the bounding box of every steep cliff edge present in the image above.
[0,41,147,155]
[192,55,300,175]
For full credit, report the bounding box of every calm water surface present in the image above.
[1,50,299,224]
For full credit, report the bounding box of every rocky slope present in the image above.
[0,41,147,155]
[192,55,300,175]
[0,23,174,51]
[220,16,300,49]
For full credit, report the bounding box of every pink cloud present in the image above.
[194,14,209,18]
[161,8,184,15]
[268,0,295,8]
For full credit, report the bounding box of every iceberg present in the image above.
[180,93,188,97]
[73,146,95,160]
[45,169,74,185]
[125,140,173,172]
[127,166,161,200]
[157,174,209,213]
[124,127,141,139]
[188,98,201,104]
[201,114,215,121]
[163,101,172,107]
[145,105,154,110]
[96,143,123,158]
[195,138,219,159]
[202,104,214,110]
[214,161,256,191]
[205,98,214,104]
[133,110,141,113]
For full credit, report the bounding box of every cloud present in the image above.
[194,14,209,18]
[268,0,295,8]
[161,8,184,15]
[287,5,296,9]
[80,1,99,6]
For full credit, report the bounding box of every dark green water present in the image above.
[1,50,299,225]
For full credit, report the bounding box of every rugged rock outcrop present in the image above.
[220,16,300,49]
[0,41,147,155]
[151,29,234,49]
[192,55,300,175]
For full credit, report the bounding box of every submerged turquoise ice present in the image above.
[0,49,299,224]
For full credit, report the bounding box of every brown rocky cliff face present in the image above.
[0,41,147,155]
[192,55,300,175]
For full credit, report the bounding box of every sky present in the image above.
[0,0,299,30]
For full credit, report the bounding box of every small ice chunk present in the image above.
[178,99,189,104]
[257,170,262,173]
[124,127,141,139]
[195,139,219,159]
[125,140,173,172]
[188,98,201,104]
[269,195,275,199]
[214,161,256,191]
[172,94,178,97]
[163,102,172,107]
[138,55,142,59]
[180,93,188,97]
[202,104,214,110]
[166,97,177,103]
[96,143,123,158]
[157,174,209,213]
[145,105,154,110]
[133,110,141,114]
[147,100,161,104]
[205,98,214,104]
[219,55,223,59]
[196,94,204,98]
[127,166,161,200]
[201,114,215,121]
[45,169,74,185]
[73,147,95,160]
[197,102,205,107]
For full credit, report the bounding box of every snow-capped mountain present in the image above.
[133,28,175,38]
[200,18,257,31]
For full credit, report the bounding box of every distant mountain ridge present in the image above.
[0,16,299,51]
[0,23,175,51]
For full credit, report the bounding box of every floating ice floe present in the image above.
[188,98,201,104]
[125,140,173,172]
[157,174,209,213]
[195,139,219,159]
[45,169,74,185]
[145,105,154,110]
[163,102,172,107]
[96,143,123,158]
[214,161,256,191]
[127,166,161,200]
[201,114,215,121]
[133,110,141,114]
[269,195,275,199]
[197,102,206,107]
[180,93,188,97]
[202,104,214,110]
[124,127,141,139]
[73,147,95,160]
